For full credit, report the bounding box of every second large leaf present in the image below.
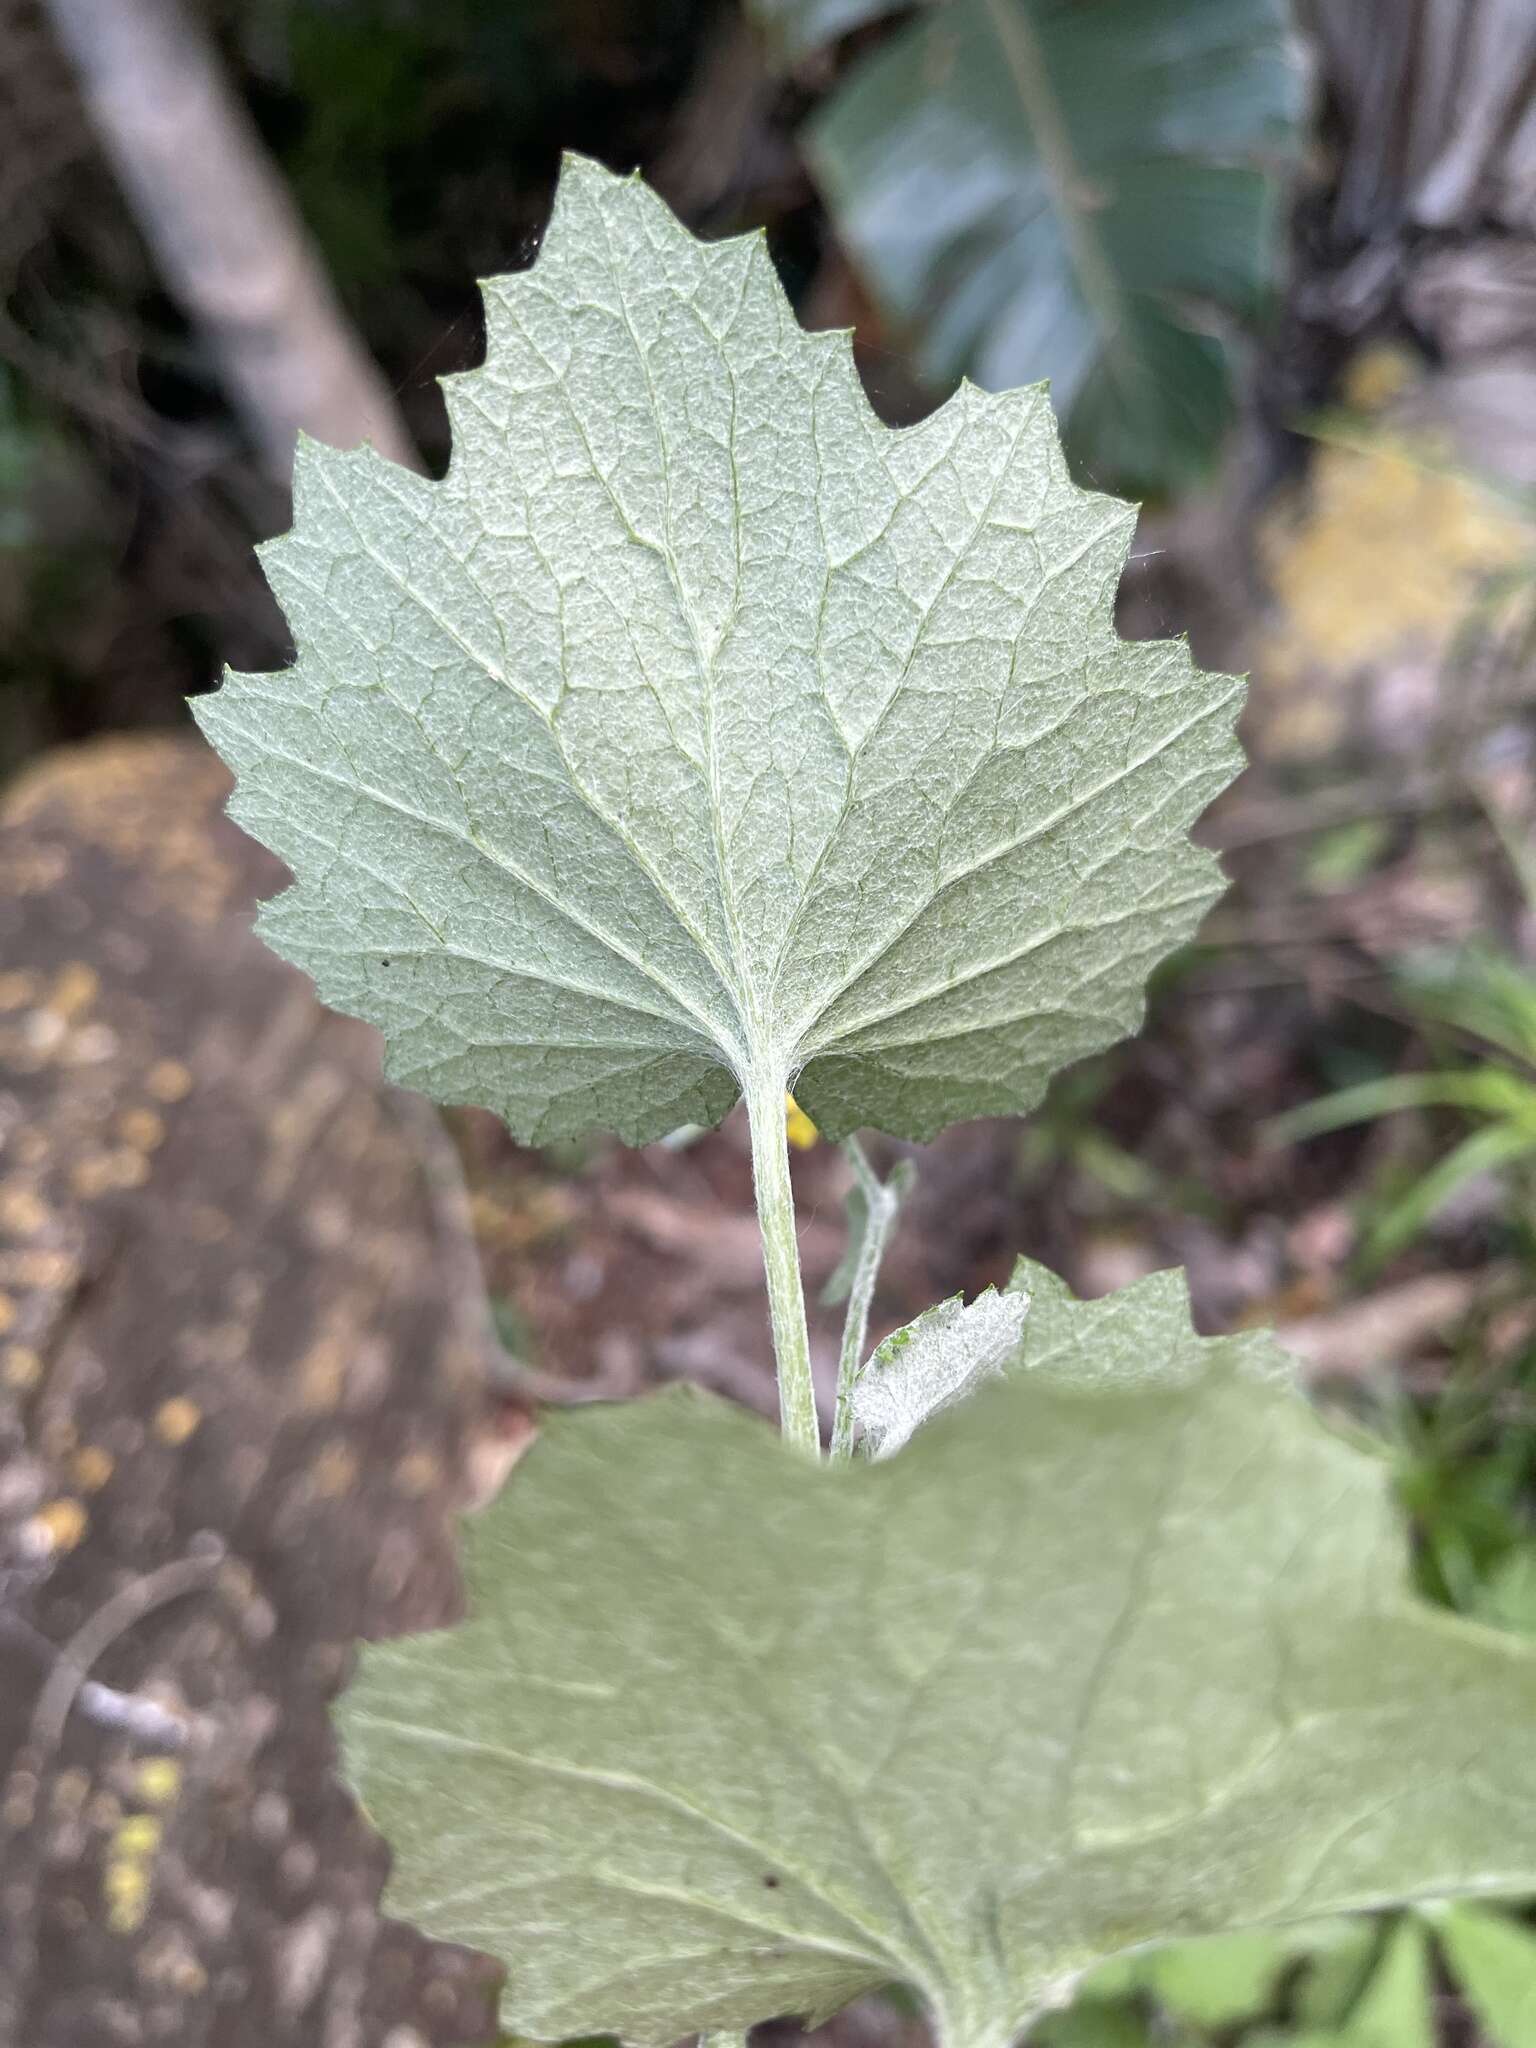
[808,0,1303,494]
[343,1272,1536,2048]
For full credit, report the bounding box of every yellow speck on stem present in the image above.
[784,1093,818,1151]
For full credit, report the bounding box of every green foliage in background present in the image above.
[1272,946,1536,1267]
[747,0,1303,495]
[1035,1901,1536,2047]
[234,0,563,296]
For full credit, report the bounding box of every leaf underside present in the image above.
[198,152,1243,1147]
[341,1267,1536,2048]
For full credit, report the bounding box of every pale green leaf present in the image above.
[1438,1903,1536,2046]
[1004,1256,1290,1394]
[197,152,1243,1148]
[851,1286,1031,1455]
[341,1273,1536,2048]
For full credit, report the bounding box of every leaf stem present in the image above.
[829,1139,910,1461]
[745,1066,820,1454]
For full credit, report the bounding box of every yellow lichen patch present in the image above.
[0,1292,15,1334]
[153,1396,202,1447]
[117,1106,167,1152]
[1256,349,1535,756]
[49,962,99,1021]
[1339,343,1418,412]
[133,1757,183,1808]
[311,1440,360,1499]
[72,1444,115,1492]
[32,1497,88,1553]
[145,1058,193,1104]
[0,970,39,1011]
[785,1094,818,1151]
[3,1344,42,1390]
[0,1182,50,1235]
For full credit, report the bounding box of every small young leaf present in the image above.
[850,1286,1030,1455]
[340,1273,1536,2048]
[1437,1903,1536,2046]
[197,153,1244,1149]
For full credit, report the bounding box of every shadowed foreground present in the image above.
[0,736,502,2047]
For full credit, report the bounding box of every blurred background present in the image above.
[6,0,1536,2043]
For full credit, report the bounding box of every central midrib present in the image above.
[595,206,767,1081]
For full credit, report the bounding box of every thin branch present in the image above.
[43,0,421,478]
[829,1139,913,1462]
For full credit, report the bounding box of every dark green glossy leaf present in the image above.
[808,0,1303,493]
